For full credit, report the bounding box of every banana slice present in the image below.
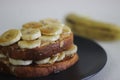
[40,18,60,25]
[0,29,22,46]
[21,28,41,40]
[57,53,65,61]
[9,58,32,66]
[35,57,50,64]
[22,22,42,29]
[36,53,66,64]
[49,54,59,64]
[40,35,60,42]
[0,53,6,58]
[18,39,41,49]
[40,24,63,35]
[63,25,71,34]
[64,45,77,56]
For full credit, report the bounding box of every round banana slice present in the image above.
[0,53,6,58]
[40,35,60,42]
[18,39,41,49]
[63,25,71,34]
[64,45,77,56]
[40,18,60,25]
[22,22,42,29]
[9,58,32,66]
[35,57,50,64]
[40,24,63,36]
[21,28,41,40]
[0,29,22,46]
[49,54,59,64]
[56,53,65,61]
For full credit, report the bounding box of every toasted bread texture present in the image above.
[0,33,73,60]
[0,53,79,78]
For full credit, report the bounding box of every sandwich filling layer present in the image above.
[0,53,6,58]
[0,45,77,66]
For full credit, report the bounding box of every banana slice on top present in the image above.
[40,18,60,25]
[0,29,22,46]
[18,39,41,49]
[63,25,71,34]
[40,24,63,36]
[40,35,60,42]
[22,22,42,29]
[21,28,41,40]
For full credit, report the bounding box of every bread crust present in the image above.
[0,33,73,60]
[0,53,79,78]
[0,60,11,74]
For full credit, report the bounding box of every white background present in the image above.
[0,0,120,80]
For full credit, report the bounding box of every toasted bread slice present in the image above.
[0,53,79,78]
[0,33,73,60]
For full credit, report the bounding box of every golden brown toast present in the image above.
[0,53,79,78]
[0,33,73,60]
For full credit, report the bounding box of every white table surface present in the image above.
[0,0,120,80]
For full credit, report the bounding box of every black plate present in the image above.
[0,35,107,80]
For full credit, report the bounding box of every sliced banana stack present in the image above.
[0,29,22,46]
[0,19,71,49]
[22,19,64,43]
[18,28,41,49]
[39,19,63,42]
[0,19,71,46]
[39,25,62,42]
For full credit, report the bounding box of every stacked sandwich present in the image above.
[0,19,79,78]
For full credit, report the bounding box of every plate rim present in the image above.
[74,35,107,79]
